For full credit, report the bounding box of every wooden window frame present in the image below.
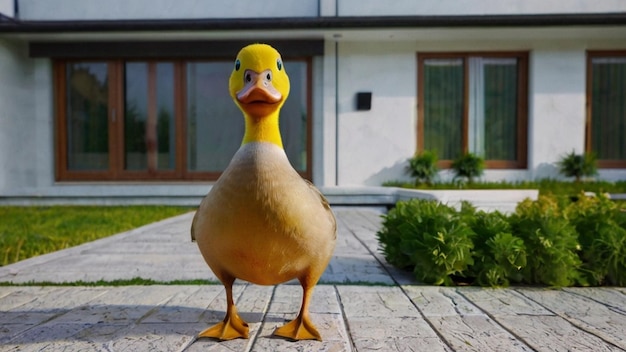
[114,60,185,181]
[585,50,626,169]
[417,52,528,169]
[54,57,313,181]
[55,60,120,181]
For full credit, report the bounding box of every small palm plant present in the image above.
[406,150,439,185]
[451,152,484,184]
[556,151,597,182]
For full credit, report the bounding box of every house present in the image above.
[1,0,625,205]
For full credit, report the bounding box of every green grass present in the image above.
[0,278,394,287]
[0,206,193,266]
[383,179,626,196]
[320,280,395,286]
[0,277,217,287]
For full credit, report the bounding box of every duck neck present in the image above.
[242,110,283,148]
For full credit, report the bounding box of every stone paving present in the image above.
[0,207,398,285]
[1,207,625,351]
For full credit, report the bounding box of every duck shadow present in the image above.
[1,304,280,345]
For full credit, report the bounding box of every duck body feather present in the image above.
[193,141,336,286]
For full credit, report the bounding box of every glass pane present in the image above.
[124,63,147,170]
[279,61,308,172]
[124,62,175,171]
[423,59,464,160]
[156,63,175,170]
[187,61,309,173]
[66,62,109,170]
[591,57,626,160]
[187,62,243,172]
[483,58,518,160]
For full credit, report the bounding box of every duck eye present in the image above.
[235,59,241,71]
[277,59,282,71]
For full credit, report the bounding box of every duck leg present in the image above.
[273,277,322,341]
[198,275,249,340]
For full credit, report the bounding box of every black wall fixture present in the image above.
[356,92,372,111]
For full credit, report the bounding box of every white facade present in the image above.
[337,0,626,16]
[22,1,317,20]
[1,0,625,203]
[15,0,626,19]
[0,0,13,16]
[330,38,625,186]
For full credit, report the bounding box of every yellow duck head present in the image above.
[229,44,290,148]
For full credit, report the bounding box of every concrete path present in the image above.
[0,207,401,285]
[1,208,625,351]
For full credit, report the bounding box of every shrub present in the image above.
[509,196,582,287]
[377,199,474,286]
[378,194,625,287]
[557,150,597,182]
[566,193,626,286]
[467,211,526,287]
[406,150,439,185]
[451,153,484,184]
[377,200,422,270]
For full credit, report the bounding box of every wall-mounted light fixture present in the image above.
[356,92,372,111]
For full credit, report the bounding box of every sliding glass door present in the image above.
[55,58,312,181]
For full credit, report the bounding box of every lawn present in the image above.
[383,179,626,195]
[0,206,194,266]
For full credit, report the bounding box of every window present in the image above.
[587,51,626,168]
[55,58,312,181]
[417,52,528,168]
[64,62,110,171]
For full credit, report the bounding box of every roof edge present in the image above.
[0,13,17,23]
[1,12,626,33]
[29,39,325,58]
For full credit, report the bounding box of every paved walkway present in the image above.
[1,208,625,351]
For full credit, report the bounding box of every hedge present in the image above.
[377,193,626,287]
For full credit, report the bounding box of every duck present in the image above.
[191,43,337,341]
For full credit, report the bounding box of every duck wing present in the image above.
[303,178,336,240]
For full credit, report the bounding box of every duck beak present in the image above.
[236,69,282,117]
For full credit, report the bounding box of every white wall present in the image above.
[335,42,416,186]
[339,0,626,16]
[528,50,587,180]
[32,59,55,189]
[319,0,337,16]
[17,0,319,20]
[0,39,37,191]
[18,0,626,20]
[330,35,626,186]
[0,0,14,16]
[19,0,626,21]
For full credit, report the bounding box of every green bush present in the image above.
[378,194,626,287]
[509,196,582,286]
[406,150,439,185]
[565,193,626,286]
[377,200,422,270]
[377,199,474,286]
[451,153,484,184]
[467,210,526,287]
[557,150,597,182]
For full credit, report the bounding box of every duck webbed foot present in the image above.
[198,306,249,340]
[198,278,249,341]
[273,312,322,341]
